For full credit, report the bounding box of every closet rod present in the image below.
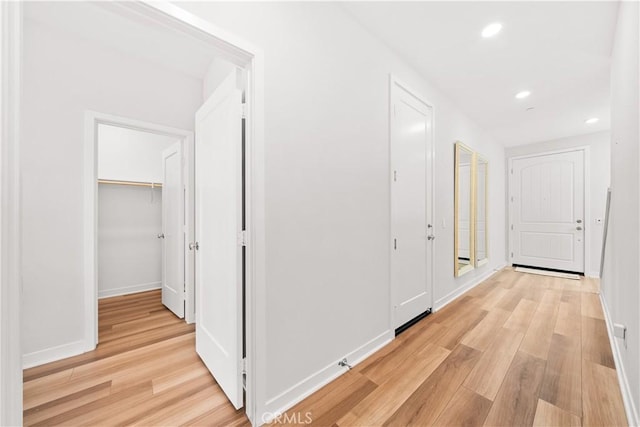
[97,179,163,188]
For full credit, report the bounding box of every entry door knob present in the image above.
[576,219,583,223]
[576,226,583,231]
[157,233,165,239]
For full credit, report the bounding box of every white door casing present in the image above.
[194,71,244,409]
[510,150,585,273]
[161,141,185,318]
[390,77,434,329]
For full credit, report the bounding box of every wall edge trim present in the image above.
[600,292,639,427]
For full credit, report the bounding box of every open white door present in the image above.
[510,150,585,273]
[161,141,185,318]
[194,71,244,409]
[390,79,434,329]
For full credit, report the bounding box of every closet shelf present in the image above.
[98,179,163,188]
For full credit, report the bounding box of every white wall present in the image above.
[21,18,202,363]
[188,2,506,419]
[601,2,640,424]
[505,131,611,277]
[202,57,236,100]
[98,124,178,184]
[98,185,162,298]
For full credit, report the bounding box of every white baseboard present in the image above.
[23,339,88,369]
[434,263,507,311]
[599,293,639,426]
[586,270,600,279]
[260,330,394,424]
[98,281,161,299]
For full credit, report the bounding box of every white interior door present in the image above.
[161,141,185,318]
[391,81,433,329]
[194,71,244,409]
[511,150,585,273]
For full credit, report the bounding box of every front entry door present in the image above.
[194,71,244,409]
[510,150,585,273]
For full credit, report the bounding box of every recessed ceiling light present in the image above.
[585,117,599,124]
[515,90,531,99]
[482,22,503,38]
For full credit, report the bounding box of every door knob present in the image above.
[428,235,436,241]
[576,219,583,223]
[189,242,199,250]
[576,226,583,231]
[157,233,165,239]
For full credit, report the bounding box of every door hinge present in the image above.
[394,238,397,250]
[511,168,513,174]
[241,357,247,388]
[238,230,247,246]
[393,170,397,182]
[510,224,514,230]
[241,103,248,119]
[510,196,514,202]
[511,252,514,258]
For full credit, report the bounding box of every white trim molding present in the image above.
[434,264,506,311]
[600,292,639,426]
[23,340,87,370]
[98,282,162,299]
[0,1,23,425]
[261,330,394,424]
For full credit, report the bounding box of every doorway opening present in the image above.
[17,1,263,424]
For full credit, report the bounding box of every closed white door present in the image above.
[511,150,585,273]
[391,81,433,329]
[194,71,244,409]
[161,141,184,318]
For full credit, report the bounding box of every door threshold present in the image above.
[395,309,432,336]
[513,265,582,280]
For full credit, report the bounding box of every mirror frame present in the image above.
[475,155,489,267]
[454,142,476,277]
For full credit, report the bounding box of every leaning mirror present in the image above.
[454,142,475,277]
[475,156,489,267]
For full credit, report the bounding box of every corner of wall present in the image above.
[599,292,640,426]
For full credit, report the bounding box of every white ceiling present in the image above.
[342,1,618,146]
[26,2,618,147]
[24,2,219,81]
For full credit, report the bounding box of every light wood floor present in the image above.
[23,290,250,426]
[283,268,628,427]
[24,269,628,426]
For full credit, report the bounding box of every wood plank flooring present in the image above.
[24,270,627,426]
[283,268,628,427]
[23,290,250,427]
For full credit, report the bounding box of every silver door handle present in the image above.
[428,235,436,241]
[576,226,583,231]
[189,242,199,250]
[157,233,165,239]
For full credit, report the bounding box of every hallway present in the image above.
[284,268,627,426]
[23,270,627,426]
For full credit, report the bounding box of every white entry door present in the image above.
[390,80,434,329]
[161,141,185,318]
[194,71,244,409]
[510,150,585,273]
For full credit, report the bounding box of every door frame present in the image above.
[388,74,435,330]
[1,2,23,425]
[2,2,265,424]
[84,111,194,337]
[507,146,591,275]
